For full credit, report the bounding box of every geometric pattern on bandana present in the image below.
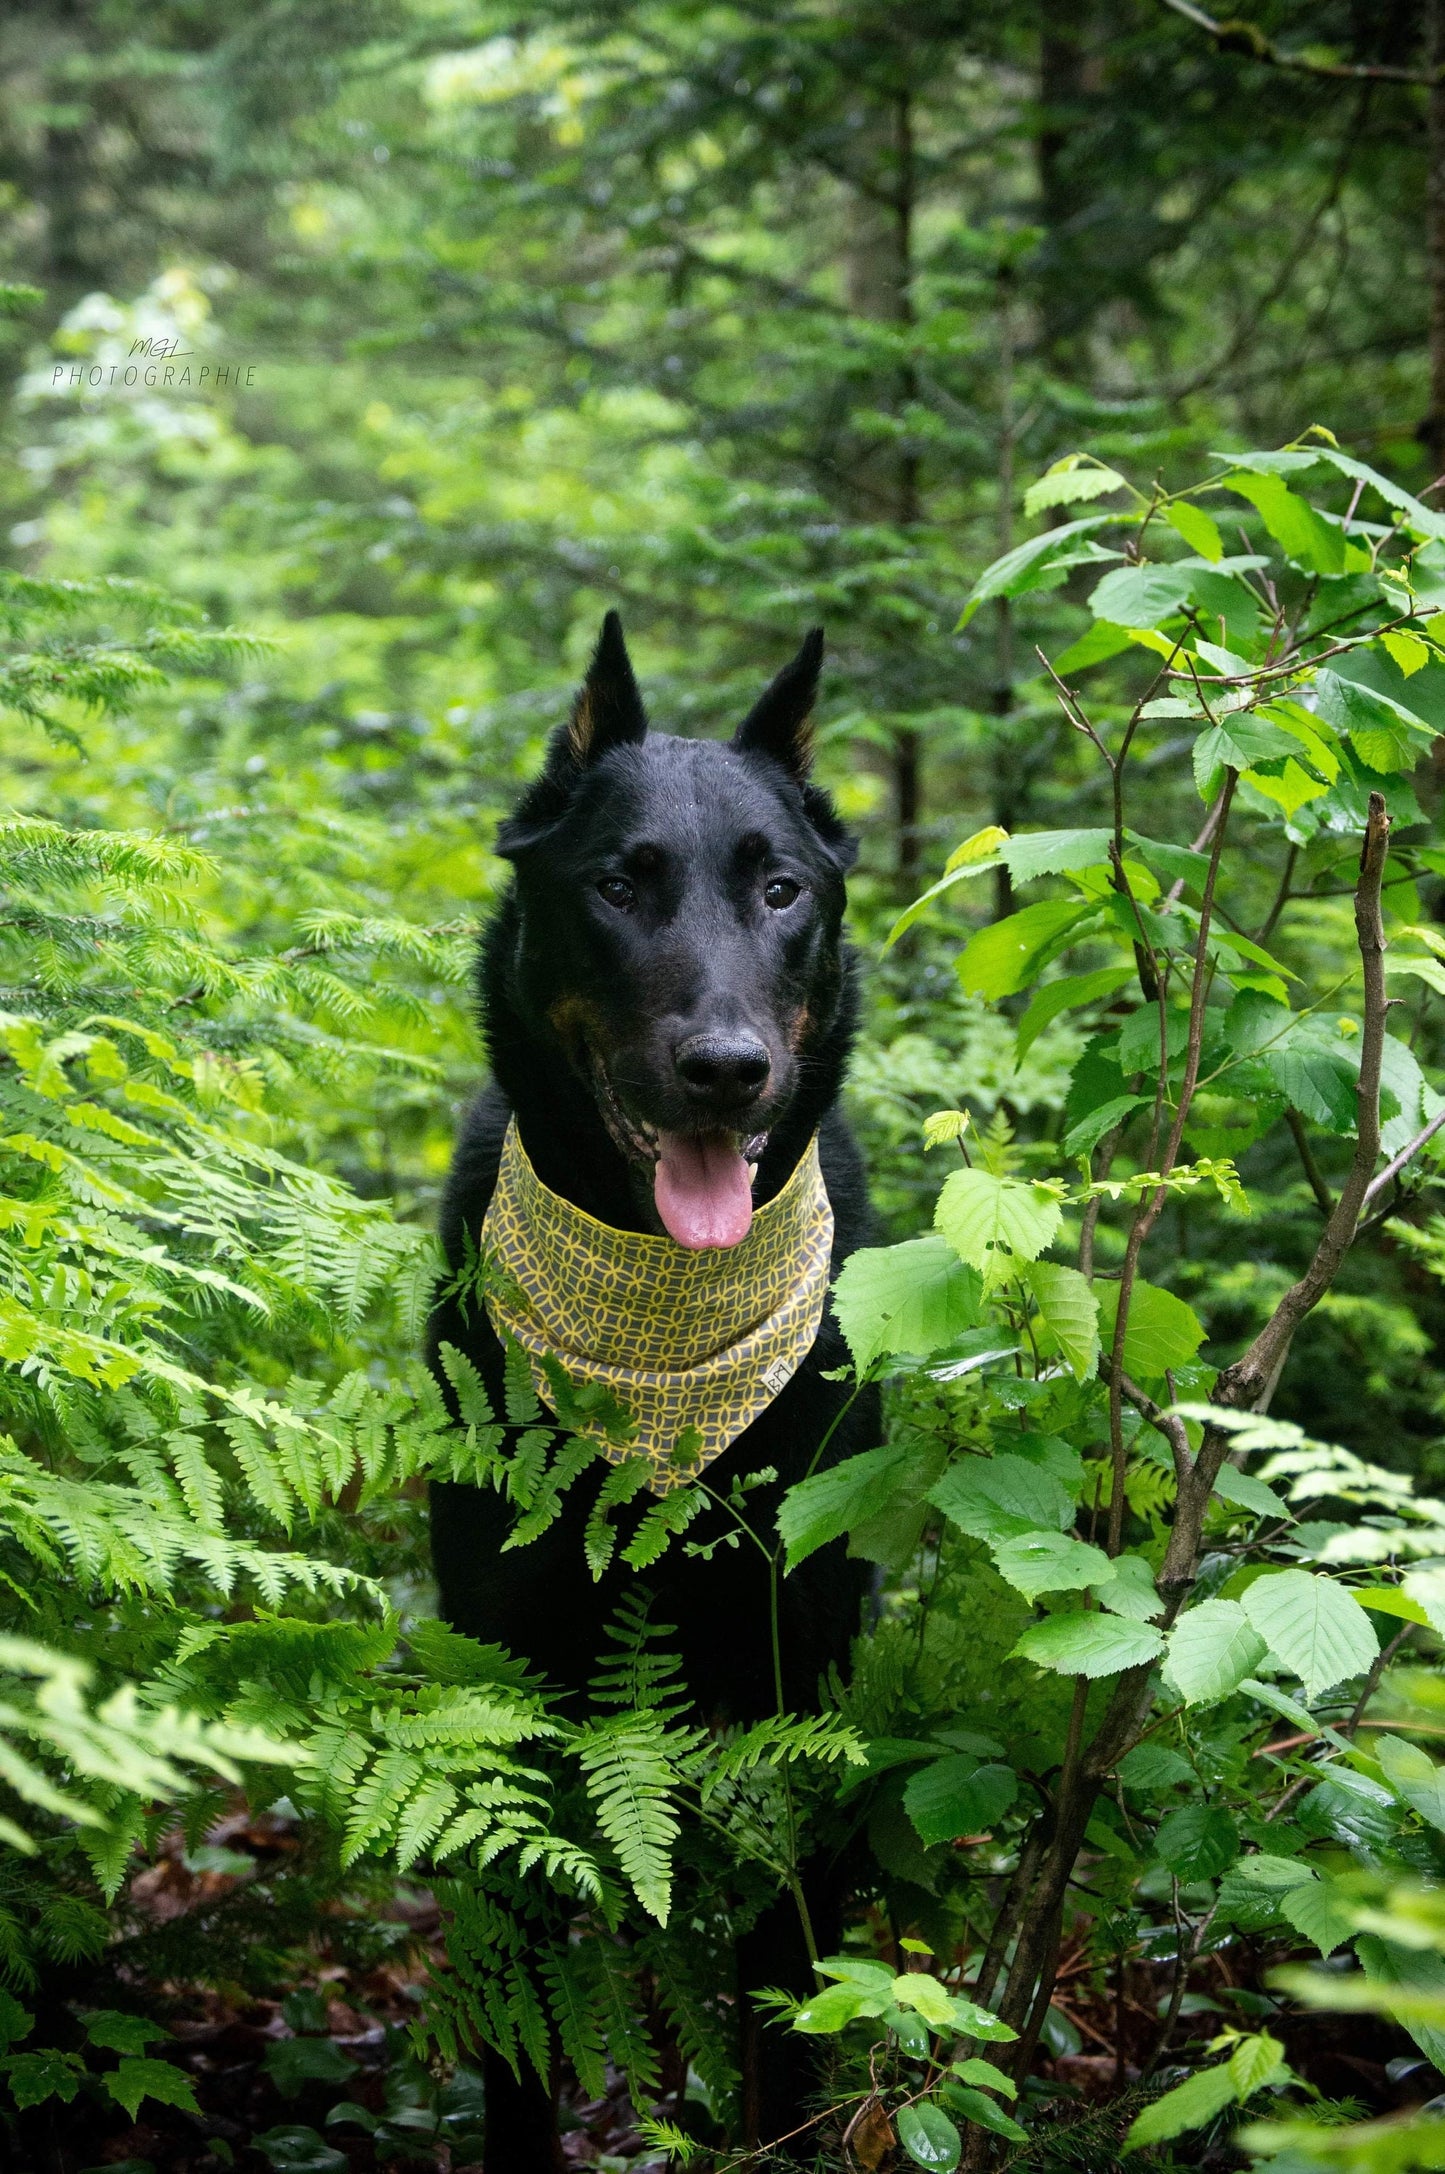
[481,1118,834,1494]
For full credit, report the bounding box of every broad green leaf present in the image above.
[792,1981,886,2032]
[85,2011,168,2054]
[947,1995,1017,2042]
[1382,629,1430,677]
[1266,1028,1359,1133]
[928,1453,1072,1542]
[1164,500,1224,560]
[1227,1853,1315,1893]
[1011,1612,1165,1677]
[1124,2060,1238,2148]
[1162,1599,1267,1705]
[831,1237,982,1372]
[1118,1743,1192,1791]
[1211,1464,1288,1518]
[1023,456,1128,518]
[1313,446,1445,543]
[956,899,1099,1001]
[1241,1570,1380,1699]
[935,1167,1062,1274]
[1357,1935,1445,2075]
[253,2128,349,2174]
[953,2057,1016,2099]
[5,2051,80,2109]
[1023,1259,1100,1381]
[1404,1567,1445,1636]
[778,1442,916,1573]
[1053,619,1135,672]
[942,2086,1027,2145]
[890,1974,957,2028]
[1280,1874,1356,1958]
[1063,1093,1145,1158]
[106,2055,202,2121]
[1223,472,1347,573]
[903,1755,1017,1846]
[897,2100,963,2168]
[886,860,995,946]
[1155,1802,1239,1880]
[1093,1552,1161,1622]
[1315,668,1435,773]
[1193,716,1300,796]
[959,516,1124,626]
[1375,1733,1445,1833]
[1095,1278,1206,1378]
[1089,561,1196,629]
[1353,1586,1432,1628]
[1015,967,1134,1062]
[946,825,1010,874]
[990,1529,1111,1601]
[1227,2031,1286,2098]
[1001,828,1114,882]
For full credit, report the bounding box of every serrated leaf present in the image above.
[959,516,1124,627]
[990,1529,1112,1601]
[1375,1733,1445,1832]
[903,1755,1017,1846]
[1023,459,1128,518]
[935,1168,1062,1274]
[1163,1600,1268,1705]
[1023,1259,1099,1381]
[1093,1552,1161,1622]
[831,1237,981,1372]
[1015,968,1135,1063]
[1227,2030,1286,2098]
[928,1454,1072,1542]
[105,2055,201,2120]
[778,1442,916,1571]
[1155,1802,1239,1880]
[1165,501,1224,560]
[1096,1278,1205,1378]
[1211,1464,1288,1518]
[1125,2060,1238,2148]
[1090,561,1196,628]
[1241,1570,1379,1699]
[956,899,1098,1001]
[1280,1874,1356,1958]
[1012,1612,1164,1677]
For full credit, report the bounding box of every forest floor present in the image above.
[42,1805,1429,2174]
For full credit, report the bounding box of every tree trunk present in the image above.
[1427,0,1445,475]
[846,89,921,881]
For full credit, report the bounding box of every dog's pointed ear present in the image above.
[732,627,824,781]
[566,610,648,766]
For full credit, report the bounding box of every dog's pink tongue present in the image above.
[654,1131,754,1250]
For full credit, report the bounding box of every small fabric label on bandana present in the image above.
[480,1120,833,1493]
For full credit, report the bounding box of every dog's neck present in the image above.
[477,895,857,1235]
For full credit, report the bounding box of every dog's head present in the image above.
[495,612,856,1250]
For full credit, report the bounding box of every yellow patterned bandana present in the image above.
[481,1118,834,1493]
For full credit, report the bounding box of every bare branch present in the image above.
[1363,1102,1445,1205]
[1214,791,1391,1411]
[1117,1371,1193,1491]
[1158,0,1430,82]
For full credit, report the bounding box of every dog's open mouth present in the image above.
[589,1056,767,1250]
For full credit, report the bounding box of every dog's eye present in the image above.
[596,876,636,911]
[764,877,802,911]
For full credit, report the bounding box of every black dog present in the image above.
[428,615,877,2168]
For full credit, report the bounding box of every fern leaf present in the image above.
[541,1943,608,2100]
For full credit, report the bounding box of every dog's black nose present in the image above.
[674,1033,771,1103]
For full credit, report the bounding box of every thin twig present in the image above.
[1363,1104,1445,1205]
[1286,1108,1334,1217]
[1157,3,1429,89]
